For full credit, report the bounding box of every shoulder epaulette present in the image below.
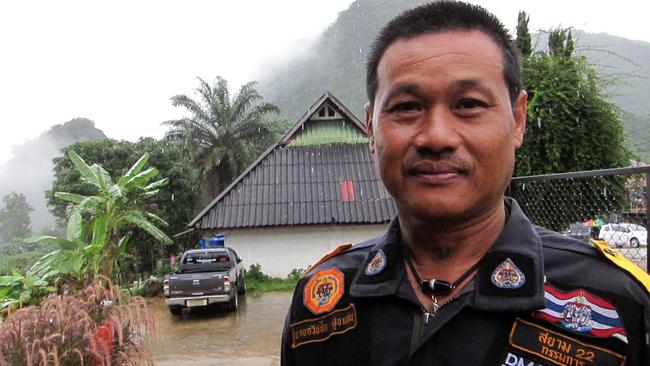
[590,239,650,295]
[303,242,353,277]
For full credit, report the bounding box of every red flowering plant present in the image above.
[0,282,154,366]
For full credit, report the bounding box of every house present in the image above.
[188,92,396,276]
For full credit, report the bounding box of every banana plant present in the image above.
[30,150,172,282]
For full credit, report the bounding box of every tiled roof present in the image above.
[189,92,397,230]
[192,144,396,229]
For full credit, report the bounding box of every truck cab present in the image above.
[163,247,246,315]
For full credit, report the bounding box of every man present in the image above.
[281,2,650,365]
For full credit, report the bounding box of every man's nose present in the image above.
[413,107,462,153]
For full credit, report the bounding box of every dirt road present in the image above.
[150,291,292,366]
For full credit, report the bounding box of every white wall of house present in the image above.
[212,224,389,277]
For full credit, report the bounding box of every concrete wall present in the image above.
[213,224,389,277]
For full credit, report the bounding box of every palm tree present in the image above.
[162,76,280,201]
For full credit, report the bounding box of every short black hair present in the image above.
[366,1,522,106]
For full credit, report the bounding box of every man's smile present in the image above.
[404,159,469,184]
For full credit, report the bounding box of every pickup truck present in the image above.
[163,247,246,315]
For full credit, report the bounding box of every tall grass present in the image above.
[0,282,154,366]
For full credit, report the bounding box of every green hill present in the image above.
[257,0,650,161]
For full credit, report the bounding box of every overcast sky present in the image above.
[1,0,648,166]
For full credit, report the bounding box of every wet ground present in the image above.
[150,291,292,366]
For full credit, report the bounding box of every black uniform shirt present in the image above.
[281,198,650,366]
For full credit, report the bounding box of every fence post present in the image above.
[646,172,650,273]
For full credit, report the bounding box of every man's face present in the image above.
[366,30,527,224]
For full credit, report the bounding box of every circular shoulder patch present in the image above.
[303,268,345,315]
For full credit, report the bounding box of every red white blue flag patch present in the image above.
[534,284,628,344]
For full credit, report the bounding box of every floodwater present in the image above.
[149,291,292,366]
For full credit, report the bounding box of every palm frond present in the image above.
[145,212,169,227]
[91,215,108,247]
[66,211,83,242]
[54,192,87,204]
[74,196,106,215]
[118,153,150,186]
[122,210,172,245]
[169,94,211,124]
[90,164,112,190]
[67,150,101,188]
[25,236,76,250]
[143,178,169,192]
[123,167,160,190]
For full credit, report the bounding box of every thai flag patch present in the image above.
[534,284,628,344]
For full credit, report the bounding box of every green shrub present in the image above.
[152,261,178,277]
[244,264,304,292]
[287,267,305,282]
[130,280,145,297]
[0,240,55,275]
[245,263,270,282]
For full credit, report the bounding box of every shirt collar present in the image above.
[349,197,545,312]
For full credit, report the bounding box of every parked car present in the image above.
[563,223,594,243]
[163,247,246,315]
[598,223,646,248]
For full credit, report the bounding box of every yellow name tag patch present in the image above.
[290,304,357,349]
[508,319,625,366]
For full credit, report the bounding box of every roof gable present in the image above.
[280,91,368,145]
[188,92,395,229]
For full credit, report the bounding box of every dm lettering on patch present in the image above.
[535,284,628,344]
[303,267,345,315]
[290,304,357,348]
[507,318,625,366]
[501,352,546,366]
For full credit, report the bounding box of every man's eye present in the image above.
[390,101,421,112]
[456,98,487,110]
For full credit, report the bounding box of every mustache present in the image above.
[402,152,470,174]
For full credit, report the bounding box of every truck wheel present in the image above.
[228,294,239,312]
[238,280,247,295]
[169,306,183,316]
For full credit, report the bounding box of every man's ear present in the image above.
[512,90,527,150]
[365,102,375,153]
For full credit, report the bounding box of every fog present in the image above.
[0,118,106,231]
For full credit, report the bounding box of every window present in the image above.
[341,180,355,202]
[313,104,339,120]
[183,250,227,264]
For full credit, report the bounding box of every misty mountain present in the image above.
[571,32,650,160]
[0,118,106,231]
[257,0,650,161]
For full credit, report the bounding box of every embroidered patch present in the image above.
[290,304,357,348]
[303,268,344,315]
[365,249,387,276]
[491,258,526,289]
[535,284,628,344]
[508,318,625,366]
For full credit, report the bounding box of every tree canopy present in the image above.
[40,149,173,280]
[512,12,630,231]
[515,17,630,175]
[47,138,199,272]
[162,77,281,203]
[0,192,33,242]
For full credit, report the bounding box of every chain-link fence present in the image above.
[510,166,649,272]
